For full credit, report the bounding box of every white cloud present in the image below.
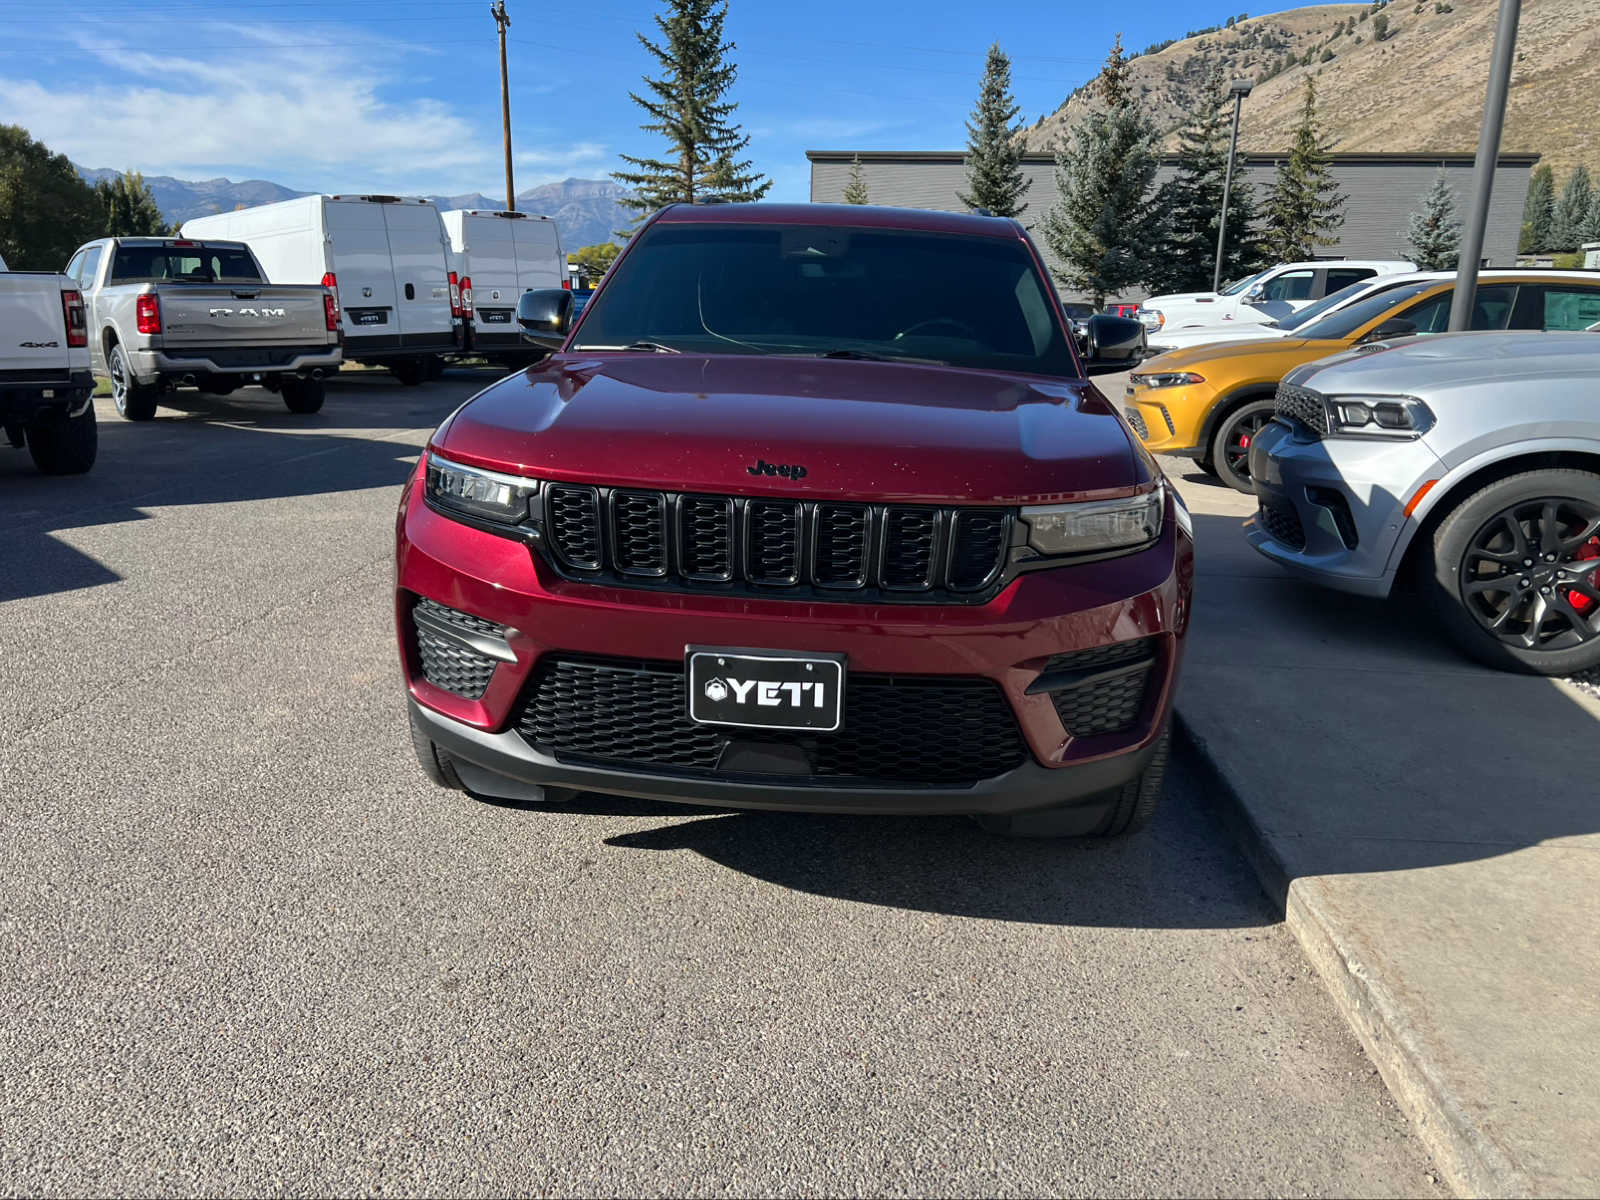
[0,22,528,194]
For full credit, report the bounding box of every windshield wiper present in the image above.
[581,341,681,353]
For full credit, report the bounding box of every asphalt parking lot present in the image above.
[0,371,1442,1197]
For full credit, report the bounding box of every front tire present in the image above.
[978,723,1170,838]
[1427,469,1600,675]
[410,709,464,790]
[26,404,98,475]
[1210,399,1276,494]
[281,377,326,414]
[108,343,158,421]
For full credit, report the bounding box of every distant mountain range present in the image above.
[73,166,634,251]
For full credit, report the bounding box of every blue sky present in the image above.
[0,0,1316,200]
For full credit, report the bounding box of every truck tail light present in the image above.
[448,270,463,318]
[61,289,87,348]
[562,277,572,290]
[136,293,161,335]
[321,272,340,313]
[324,291,340,331]
[460,276,473,311]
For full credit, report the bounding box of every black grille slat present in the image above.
[610,490,667,576]
[1275,384,1329,435]
[746,501,802,585]
[1043,637,1159,738]
[548,485,601,570]
[516,656,1026,787]
[1123,407,1149,439]
[881,508,939,590]
[412,598,504,699]
[1259,499,1307,550]
[679,496,734,581]
[813,505,871,588]
[948,511,1008,591]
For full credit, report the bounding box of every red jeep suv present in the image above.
[397,204,1193,836]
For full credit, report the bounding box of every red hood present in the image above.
[433,354,1142,504]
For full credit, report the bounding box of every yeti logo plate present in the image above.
[687,647,845,732]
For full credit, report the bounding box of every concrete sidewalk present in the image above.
[1167,462,1600,1197]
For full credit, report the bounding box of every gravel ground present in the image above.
[0,374,1442,1197]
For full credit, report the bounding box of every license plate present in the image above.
[687,647,845,733]
[480,309,512,324]
[351,310,387,326]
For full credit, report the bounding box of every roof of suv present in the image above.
[653,202,1021,238]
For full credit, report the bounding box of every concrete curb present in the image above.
[1173,712,1529,1199]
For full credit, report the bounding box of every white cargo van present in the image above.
[440,210,566,359]
[182,195,461,384]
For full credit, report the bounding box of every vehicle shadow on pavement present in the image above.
[0,382,474,603]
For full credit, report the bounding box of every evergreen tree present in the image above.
[1404,167,1461,270]
[1148,69,1264,294]
[1580,189,1600,245]
[1261,79,1345,260]
[842,154,869,205]
[612,0,769,218]
[0,124,101,269]
[1550,165,1594,252]
[95,170,168,238]
[1039,35,1160,306]
[1520,164,1555,253]
[957,43,1030,217]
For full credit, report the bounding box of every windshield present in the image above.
[1275,278,1410,331]
[110,244,263,284]
[571,222,1078,375]
[1294,281,1438,341]
[1219,269,1270,297]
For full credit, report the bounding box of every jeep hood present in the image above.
[433,354,1143,504]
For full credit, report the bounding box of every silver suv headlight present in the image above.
[1018,486,1164,560]
[425,451,540,525]
[1325,394,1435,438]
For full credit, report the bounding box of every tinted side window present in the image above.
[1323,268,1374,295]
[1532,287,1600,331]
[1261,270,1315,302]
[78,246,103,287]
[1398,284,1517,334]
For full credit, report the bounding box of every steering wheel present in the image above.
[893,317,981,342]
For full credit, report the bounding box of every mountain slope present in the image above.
[1025,0,1600,179]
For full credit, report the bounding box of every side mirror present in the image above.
[1357,317,1418,344]
[1077,314,1146,370]
[1242,285,1268,304]
[517,288,573,348]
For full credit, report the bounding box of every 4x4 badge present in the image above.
[747,458,807,480]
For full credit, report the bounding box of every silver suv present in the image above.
[1247,328,1600,675]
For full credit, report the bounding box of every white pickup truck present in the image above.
[1,250,96,474]
[67,237,343,421]
[1141,259,1416,354]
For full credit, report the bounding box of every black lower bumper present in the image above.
[410,697,1158,824]
[0,371,94,423]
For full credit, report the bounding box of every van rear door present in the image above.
[463,215,519,328]
[512,217,565,293]
[381,202,452,343]
[324,199,400,341]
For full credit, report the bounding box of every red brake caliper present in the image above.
[1571,537,1600,616]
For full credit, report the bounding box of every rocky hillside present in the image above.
[1024,0,1600,179]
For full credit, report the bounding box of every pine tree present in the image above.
[1039,35,1160,306]
[95,170,168,237]
[1550,165,1594,252]
[612,0,769,218]
[1404,167,1461,270]
[1262,78,1345,260]
[842,154,869,205]
[1148,70,1264,294]
[1580,190,1600,245]
[957,43,1030,217]
[1521,164,1555,253]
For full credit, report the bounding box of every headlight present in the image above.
[1139,308,1164,330]
[1326,395,1435,438]
[424,451,539,525]
[1131,371,1203,389]
[1019,487,1164,559]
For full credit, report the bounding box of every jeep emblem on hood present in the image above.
[747,458,807,480]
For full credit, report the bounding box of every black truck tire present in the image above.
[26,403,98,475]
[281,377,326,414]
[108,343,158,421]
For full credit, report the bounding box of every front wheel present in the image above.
[281,377,325,414]
[1210,399,1276,494]
[108,343,158,421]
[1427,469,1600,675]
[977,723,1170,838]
[26,404,98,475]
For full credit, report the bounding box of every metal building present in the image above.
[808,150,1538,295]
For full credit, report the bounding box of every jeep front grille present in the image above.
[541,486,1013,603]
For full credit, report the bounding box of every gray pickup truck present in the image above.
[67,237,343,420]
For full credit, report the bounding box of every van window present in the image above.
[110,245,263,284]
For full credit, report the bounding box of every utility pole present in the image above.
[1448,0,1520,331]
[1213,79,1253,294]
[491,0,515,213]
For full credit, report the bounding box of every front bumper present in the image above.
[1121,379,1214,456]
[130,345,342,382]
[396,472,1193,817]
[1245,419,1446,597]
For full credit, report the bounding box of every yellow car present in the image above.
[1122,273,1600,492]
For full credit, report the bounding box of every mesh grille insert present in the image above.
[548,485,602,569]
[881,508,938,589]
